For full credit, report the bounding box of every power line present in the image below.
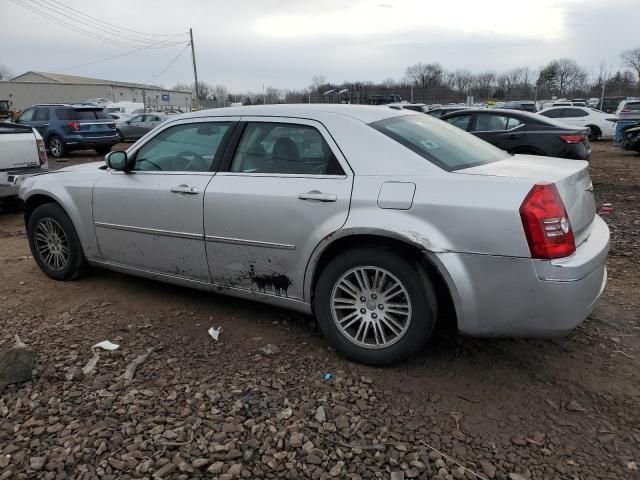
[9,0,185,49]
[33,0,186,47]
[44,0,186,38]
[52,41,189,72]
[145,43,191,84]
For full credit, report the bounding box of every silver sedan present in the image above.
[115,113,166,142]
[19,105,609,365]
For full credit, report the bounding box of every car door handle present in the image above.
[171,185,200,195]
[298,191,337,202]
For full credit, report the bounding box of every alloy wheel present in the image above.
[49,138,63,157]
[330,266,412,349]
[34,218,69,271]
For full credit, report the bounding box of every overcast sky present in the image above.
[2,0,639,91]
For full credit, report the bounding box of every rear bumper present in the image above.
[432,215,609,336]
[64,135,118,150]
[0,166,48,199]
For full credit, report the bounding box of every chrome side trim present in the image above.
[204,234,295,250]
[94,221,202,240]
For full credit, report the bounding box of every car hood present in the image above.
[55,161,106,172]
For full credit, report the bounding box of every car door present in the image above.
[122,114,147,139]
[30,107,51,137]
[470,112,524,150]
[203,118,353,301]
[92,118,237,281]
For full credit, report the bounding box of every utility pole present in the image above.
[189,28,199,111]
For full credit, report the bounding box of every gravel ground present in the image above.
[0,142,638,480]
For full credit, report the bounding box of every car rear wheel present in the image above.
[315,247,437,365]
[27,203,86,281]
[96,146,112,155]
[587,125,601,141]
[47,135,67,158]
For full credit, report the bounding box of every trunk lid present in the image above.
[458,154,596,246]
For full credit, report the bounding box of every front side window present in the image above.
[564,108,588,118]
[18,108,35,122]
[230,122,344,175]
[445,114,472,130]
[134,122,231,172]
[474,113,508,131]
[371,114,509,171]
[34,108,50,121]
[539,109,563,118]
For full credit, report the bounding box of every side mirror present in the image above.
[105,151,134,172]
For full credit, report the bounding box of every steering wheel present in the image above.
[175,151,208,171]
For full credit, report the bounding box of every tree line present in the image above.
[177,47,640,106]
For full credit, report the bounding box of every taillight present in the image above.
[559,134,585,144]
[519,183,575,259]
[36,138,47,165]
[621,108,631,113]
[67,121,80,131]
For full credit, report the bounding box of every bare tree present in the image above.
[310,75,327,92]
[0,64,13,80]
[171,82,192,92]
[211,84,229,102]
[404,63,443,88]
[621,47,640,84]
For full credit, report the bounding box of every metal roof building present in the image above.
[0,71,193,111]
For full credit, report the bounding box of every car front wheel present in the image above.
[27,203,86,281]
[47,135,67,158]
[315,247,437,366]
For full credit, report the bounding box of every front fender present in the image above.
[21,172,103,259]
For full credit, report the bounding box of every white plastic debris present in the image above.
[208,326,221,341]
[92,340,120,351]
[14,335,26,348]
[82,352,100,376]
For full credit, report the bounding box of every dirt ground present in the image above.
[0,142,638,480]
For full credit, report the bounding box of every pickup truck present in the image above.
[0,122,48,204]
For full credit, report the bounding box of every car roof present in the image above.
[179,104,409,124]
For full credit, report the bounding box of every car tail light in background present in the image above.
[67,121,81,131]
[520,183,576,259]
[621,108,631,113]
[559,134,586,144]
[36,138,47,165]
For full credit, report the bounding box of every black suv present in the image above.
[14,104,118,158]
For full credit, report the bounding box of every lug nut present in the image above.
[371,313,378,319]
[360,308,366,314]
[371,294,377,299]
[378,304,384,310]
[360,296,366,302]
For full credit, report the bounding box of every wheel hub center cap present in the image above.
[366,300,377,311]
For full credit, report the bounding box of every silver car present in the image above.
[19,105,609,365]
[115,113,166,142]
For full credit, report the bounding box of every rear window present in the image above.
[624,102,640,111]
[55,109,109,120]
[371,114,509,171]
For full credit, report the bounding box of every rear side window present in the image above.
[506,117,522,129]
[34,108,50,121]
[230,122,344,175]
[445,114,472,130]
[371,115,509,171]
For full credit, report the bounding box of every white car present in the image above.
[537,106,615,140]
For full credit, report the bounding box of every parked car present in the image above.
[426,106,470,118]
[13,104,118,158]
[19,105,608,365]
[0,122,47,204]
[441,108,591,160]
[115,113,166,142]
[538,106,615,140]
[109,113,134,122]
[503,101,537,113]
[599,96,626,113]
[615,99,640,120]
[105,102,145,115]
[387,102,430,113]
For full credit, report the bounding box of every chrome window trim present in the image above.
[214,172,347,180]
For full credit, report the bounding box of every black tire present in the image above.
[47,135,67,158]
[116,129,124,142]
[95,146,112,155]
[27,203,86,281]
[587,126,601,141]
[315,247,437,366]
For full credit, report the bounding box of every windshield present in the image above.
[370,114,509,171]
